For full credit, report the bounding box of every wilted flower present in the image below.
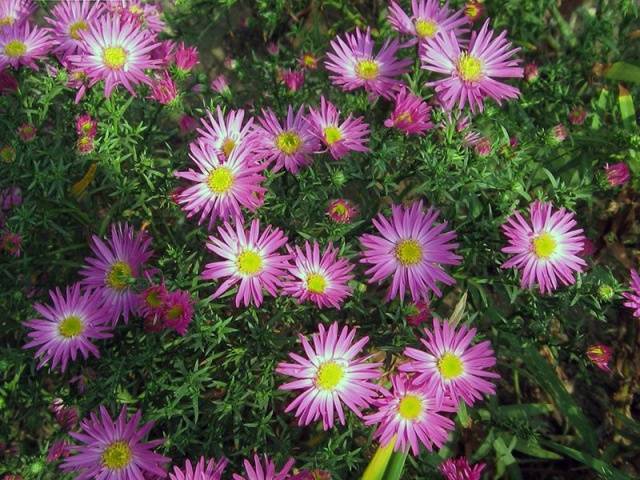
[299,52,318,69]
[550,123,568,143]
[0,69,18,93]
[586,344,612,373]
[1,231,21,256]
[46,439,70,463]
[464,1,484,23]
[524,62,539,82]
[223,55,237,70]
[17,123,35,142]
[327,198,358,224]
[266,41,279,55]
[473,136,491,156]
[76,135,94,155]
[0,144,15,163]
[1,186,22,210]
[407,300,430,327]
[179,114,197,135]
[568,106,587,125]
[604,162,630,186]
[76,113,97,137]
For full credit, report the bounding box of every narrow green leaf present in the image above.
[618,84,637,130]
[383,450,408,480]
[519,345,598,454]
[605,62,640,84]
[362,438,396,480]
[514,439,562,460]
[542,441,633,480]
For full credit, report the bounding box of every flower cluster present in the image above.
[277,318,498,456]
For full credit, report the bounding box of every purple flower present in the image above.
[169,456,228,480]
[387,0,468,45]
[623,269,640,319]
[232,454,294,480]
[23,284,112,372]
[175,42,199,72]
[439,457,486,480]
[80,223,154,325]
[0,21,51,70]
[280,68,304,92]
[384,87,434,135]
[61,406,170,480]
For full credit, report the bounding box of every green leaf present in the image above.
[362,439,396,480]
[514,438,562,460]
[383,451,408,480]
[618,84,637,130]
[518,343,598,454]
[605,62,640,84]
[542,441,633,480]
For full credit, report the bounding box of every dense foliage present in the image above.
[1,0,640,479]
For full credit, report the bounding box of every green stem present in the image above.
[384,450,409,480]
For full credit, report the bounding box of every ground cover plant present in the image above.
[1,0,640,478]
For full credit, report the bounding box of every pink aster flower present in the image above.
[253,105,320,174]
[586,344,612,373]
[149,39,175,68]
[306,96,370,160]
[23,284,112,372]
[175,139,266,228]
[604,162,630,186]
[360,200,461,302]
[76,135,95,155]
[421,19,523,113]
[46,0,105,61]
[76,113,97,137]
[148,70,178,105]
[197,107,255,161]
[110,0,165,34]
[51,398,79,430]
[400,318,499,406]
[387,0,468,45]
[162,289,193,335]
[69,14,160,97]
[282,241,354,309]
[232,455,295,480]
[169,457,228,480]
[364,374,456,455]
[0,0,35,28]
[501,200,587,294]
[325,27,412,99]
[623,269,640,318]
[80,223,153,325]
[439,457,486,480]
[327,198,358,224]
[175,42,199,72]
[384,87,434,135]
[280,68,304,92]
[202,218,289,307]
[61,406,169,480]
[276,322,382,430]
[0,22,51,70]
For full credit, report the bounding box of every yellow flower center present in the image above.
[397,394,423,421]
[69,20,88,40]
[437,352,465,380]
[129,5,144,15]
[146,290,162,308]
[275,131,302,155]
[457,53,483,82]
[101,441,132,470]
[331,203,348,217]
[303,54,315,67]
[315,361,344,391]
[306,273,327,294]
[221,137,235,157]
[323,126,342,145]
[236,250,263,276]
[1,146,15,163]
[415,18,438,38]
[4,40,26,58]
[0,16,15,26]
[166,304,183,320]
[106,261,133,290]
[395,239,422,266]
[588,346,604,356]
[396,111,413,124]
[207,166,234,195]
[532,232,557,259]
[58,315,84,338]
[465,4,480,18]
[355,59,379,80]
[103,46,127,70]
